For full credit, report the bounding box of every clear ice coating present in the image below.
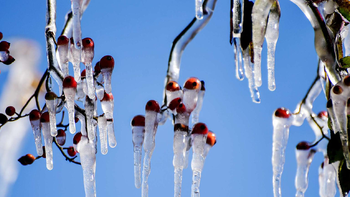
[343,25,350,57]
[132,125,145,189]
[290,0,340,85]
[183,89,200,114]
[233,38,244,80]
[142,110,159,197]
[265,1,280,91]
[107,120,117,148]
[272,109,293,197]
[56,41,69,77]
[318,159,336,197]
[30,119,43,156]
[71,0,83,49]
[251,0,274,87]
[42,121,53,170]
[85,96,95,142]
[69,39,82,82]
[191,134,207,197]
[46,98,58,137]
[173,129,188,197]
[295,148,315,197]
[243,48,261,103]
[0,51,9,62]
[82,44,95,100]
[195,0,204,20]
[77,136,96,197]
[76,111,87,136]
[95,84,105,100]
[98,115,108,155]
[231,0,244,81]
[191,90,205,124]
[166,89,183,107]
[63,87,77,134]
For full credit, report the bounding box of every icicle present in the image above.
[100,92,116,147]
[142,100,160,197]
[71,0,83,49]
[95,83,104,100]
[76,111,87,136]
[99,55,114,94]
[56,35,70,76]
[77,136,96,197]
[295,142,315,197]
[63,76,77,134]
[107,119,117,148]
[330,82,350,169]
[82,38,95,100]
[69,37,82,82]
[165,81,183,106]
[231,0,244,80]
[131,115,145,189]
[183,77,201,113]
[190,123,209,197]
[272,108,293,197]
[85,96,95,142]
[41,112,53,170]
[290,0,340,85]
[45,91,58,137]
[192,81,205,124]
[319,159,336,197]
[184,134,191,169]
[98,114,108,155]
[251,0,274,87]
[243,48,261,103]
[29,110,43,156]
[76,70,87,101]
[265,1,281,91]
[173,124,189,197]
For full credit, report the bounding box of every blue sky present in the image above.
[0,0,331,196]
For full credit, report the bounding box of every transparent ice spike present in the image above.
[132,126,144,189]
[71,0,83,49]
[42,122,53,170]
[233,38,244,80]
[69,40,82,82]
[102,72,112,94]
[183,89,200,114]
[98,115,108,155]
[56,43,69,77]
[191,134,207,197]
[84,62,95,100]
[46,98,58,137]
[63,87,77,134]
[77,136,96,197]
[173,128,188,197]
[30,119,43,156]
[195,0,204,20]
[95,84,105,100]
[295,148,315,197]
[243,48,260,103]
[191,89,205,124]
[107,120,117,148]
[84,96,95,142]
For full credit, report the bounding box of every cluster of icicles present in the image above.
[29,36,116,197]
[131,77,216,197]
[230,0,281,103]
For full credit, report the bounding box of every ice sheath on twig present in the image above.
[131,115,145,189]
[230,0,244,80]
[41,112,54,170]
[63,76,77,134]
[99,55,114,94]
[29,110,43,156]
[82,37,95,100]
[45,91,58,137]
[100,92,116,148]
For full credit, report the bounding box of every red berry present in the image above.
[0,32,3,40]
[100,55,114,70]
[206,131,216,146]
[81,69,86,79]
[145,100,160,112]
[82,38,94,48]
[29,109,41,121]
[168,97,182,110]
[131,115,145,127]
[0,41,10,51]
[166,81,181,91]
[184,77,201,90]
[18,154,36,165]
[73,132,82,144]
[192,123,208,135]
[2,55,15,65]
[101,92,114,102]
[57,35,69,45]
[0,113,8,125]
[296,141,310,150]
[75,117,79,123]
[67,146,77,157]
[40,112,50,122]
[176,103,186,113]
[317,111,328,119]
[94,61,101,74]
[63,76,77,89]
[274,108,291,118]
[332,85,343,95]
[5,106,16,116]
[200,80,205,91]
[56,129,66,146]
[45,91,57,100]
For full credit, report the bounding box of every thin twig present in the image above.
[53,138,81,165]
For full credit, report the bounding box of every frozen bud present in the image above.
[82,37,94,48]
[56,129,66,146]
[57,35,69,45]
[100,55,114,71]
[192,123,208,135]
[0,41,10,51]
[18,154,36,166]
[67,146,77,157]
[206,131,216,146]
[176,103,187,114]
[73,132,82,145]
[2,55,15,65]
[63,76,78,89]
[332,85,343,95]
[5,106,16,116]
[168,97,182,111]
[184,77,201,90]
[145,100,160,112]
[29,110,41,121]
[343,76,350,86]
[166,81,181,91]
[131,115,145,127]
[45,92,57,100]
[274,108,291,118]
[317,111,328,119]
[296,141,310,150]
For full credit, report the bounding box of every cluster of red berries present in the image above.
[0,32,15,66]
[0,106,16,125]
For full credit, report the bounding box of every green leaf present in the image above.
[327,131,344,164]
[339,160,350,195]
[340,56,350,68]
[338,1,350,21]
